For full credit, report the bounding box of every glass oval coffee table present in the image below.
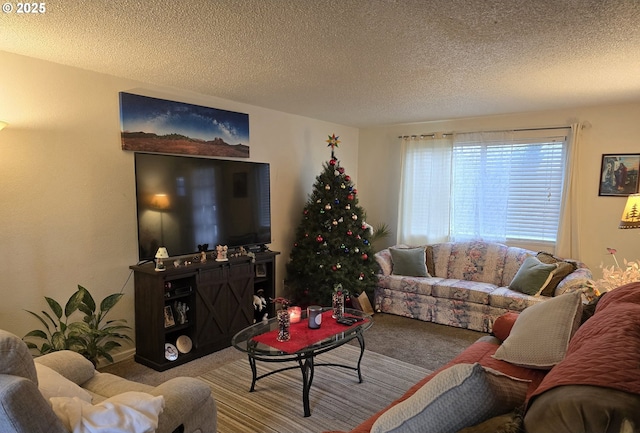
[232,307,373,417]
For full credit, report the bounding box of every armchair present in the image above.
[0,329,216,433]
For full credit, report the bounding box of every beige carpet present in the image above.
[198,344,431,433]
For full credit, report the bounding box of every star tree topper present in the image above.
[326,133,340,159]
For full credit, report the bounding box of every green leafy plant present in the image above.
[23,285,132,366]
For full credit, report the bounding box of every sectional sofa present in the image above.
[374,241,593,332]
[326,282,640,433]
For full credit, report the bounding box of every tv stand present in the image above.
[130,250,279,371]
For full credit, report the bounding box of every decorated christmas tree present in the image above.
[286,134,379,306]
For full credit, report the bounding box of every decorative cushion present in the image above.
[492,312,520,342]
[35,363,93,403]
[509,256,558,296]
[370,363,529,433]
[50,391,164,433]
[493,290,583,369]
[536,252,576,296]
[390,247,430,277]
[425,245,435,276]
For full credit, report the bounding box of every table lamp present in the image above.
[155,247,169,271]
[619,193,640,229]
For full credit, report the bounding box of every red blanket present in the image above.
[529,282,640,401]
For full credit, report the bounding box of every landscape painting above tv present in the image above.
[119,92,250,158]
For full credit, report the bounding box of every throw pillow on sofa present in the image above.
[370,363,529,433]
[536,252,576,296]
[509,256,559,296]
[493,290,582,369]
[35,363,93,403]
[389,247,430,277]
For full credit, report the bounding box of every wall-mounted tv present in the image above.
[134,153,271,261]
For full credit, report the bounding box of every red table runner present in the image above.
[252,311,368,354]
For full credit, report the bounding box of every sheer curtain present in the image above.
[450,131,515,243]
[397,135,452,245]
[555,123,583,258]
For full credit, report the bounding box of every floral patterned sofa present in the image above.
[374,241,592,332]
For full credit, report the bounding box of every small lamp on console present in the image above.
[155,247,170,272]
[619,193,640,230]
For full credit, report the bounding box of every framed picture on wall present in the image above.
[599,154,640,196]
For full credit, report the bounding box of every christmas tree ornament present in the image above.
[325,204,332,210]
[325,184,331,190]
[352,214,358,220]
[332,219,338,226]
[330,159,336,166]
[345,175,351,181]
[345,204,351,210]
[347,230,353,236]
[341,183,346,189]
[334,199,340,204]
[316,235,323,242]
[347,194,354,200]
[362,253,368,260]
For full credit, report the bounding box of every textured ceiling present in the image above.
[1,0,640,127]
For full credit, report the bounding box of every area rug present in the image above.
[198,344,431,433]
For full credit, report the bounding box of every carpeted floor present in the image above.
[100,314,485,386]
[199,344,431,433]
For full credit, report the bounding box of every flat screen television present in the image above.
[134,153,271,261]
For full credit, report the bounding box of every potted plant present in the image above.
[23,284,132,366]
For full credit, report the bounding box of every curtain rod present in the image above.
[398,125,573,139]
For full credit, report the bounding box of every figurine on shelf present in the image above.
[253,289,267,323]
[198,243,209,263]
[215,245,229,262]
[174,301,189,325]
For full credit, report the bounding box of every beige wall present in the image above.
[357,103,640,278]
[0,51,359,360]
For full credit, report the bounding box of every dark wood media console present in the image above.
[130,251,279,371]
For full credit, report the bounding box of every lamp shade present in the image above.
[151,193,170,210]
[619,193,640,229]
[155,247,170,259]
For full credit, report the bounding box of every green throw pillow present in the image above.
[509,256,558,296]
[390,247,429,277]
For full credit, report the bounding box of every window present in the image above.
[399,129,569,248]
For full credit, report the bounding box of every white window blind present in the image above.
[398,129,569,248]
[451,132,567,244]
